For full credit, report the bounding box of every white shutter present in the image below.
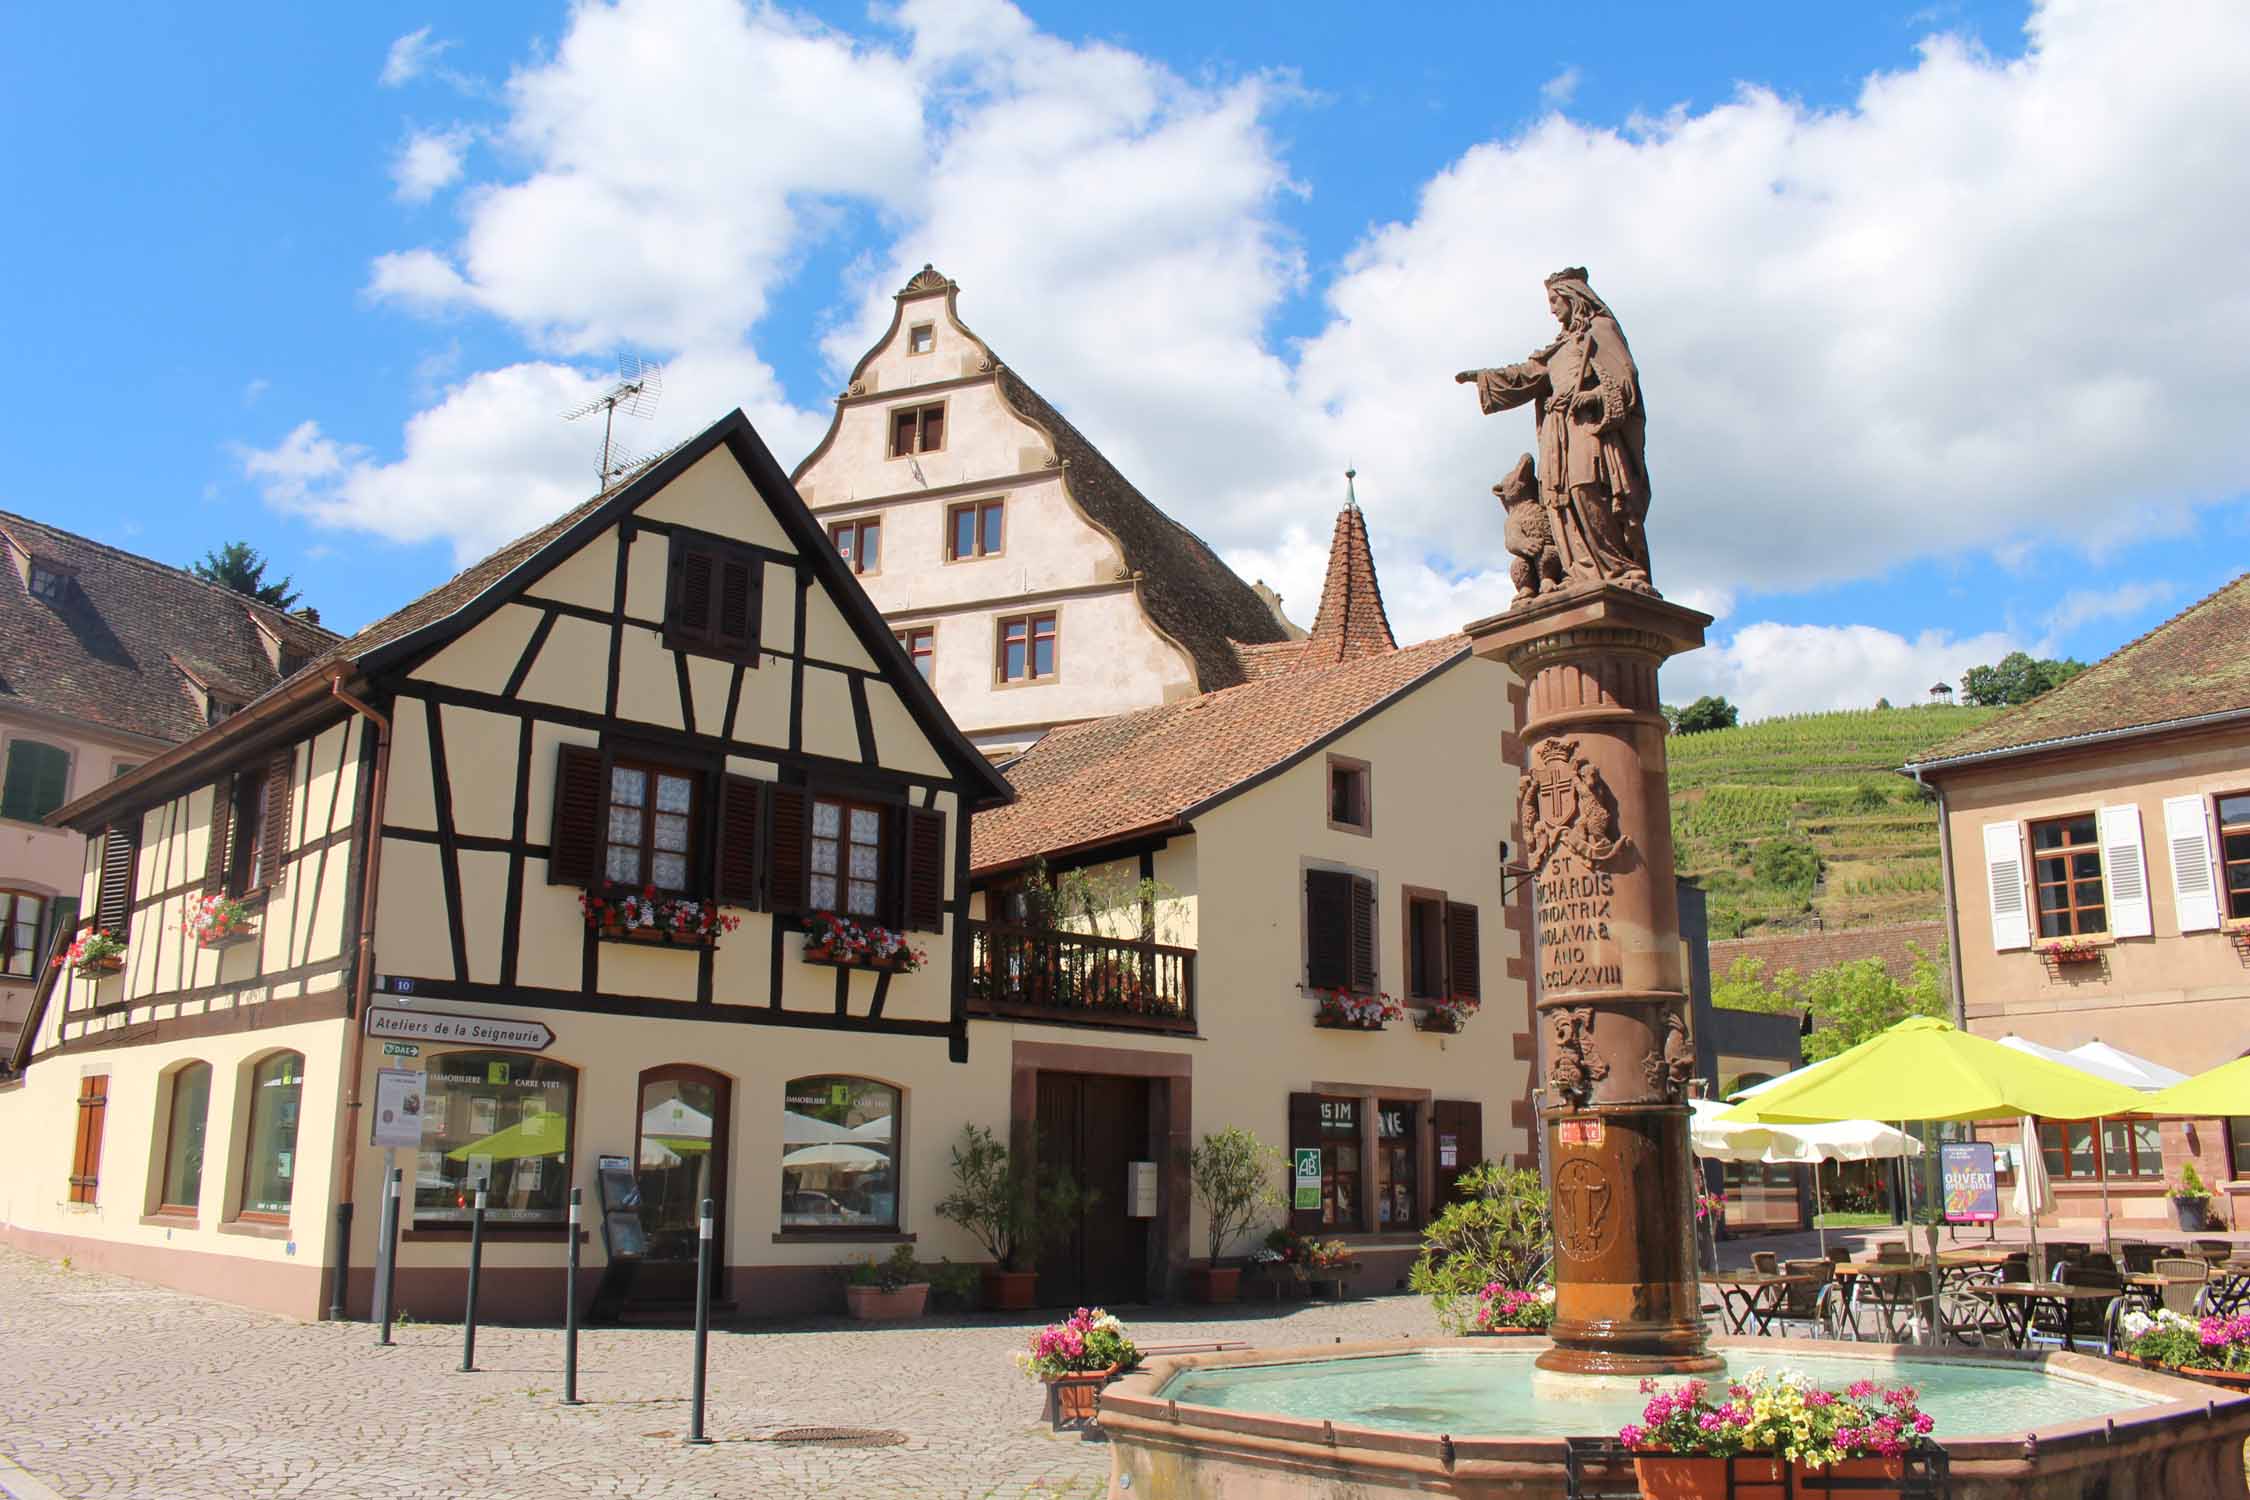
[1983,821,2030,951]
[2164,794,2221,933]
[2098,804,2151,939]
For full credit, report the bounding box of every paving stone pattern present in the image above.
[0,1249,1445,1500]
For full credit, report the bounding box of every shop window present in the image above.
[1376,1100,1419,1230]
[2029,814,2106,938]
[996,611,1056,683]
[663,532,761,663]
[830,518,882,575]
[780,1076,899,1231]
[0,889,45,978]
[888,403,945,457]
[1,738,70,822]
[893,626,934,681]
[946,499,1004,561]
[69,1074,107,1204]
[415,1053,577,1225]
[636,1067,729,1262]
[239,1052,304,1221]
[1315,1095,1362,1230]
[159,1062,212,1214]
[2219,793,2250,921]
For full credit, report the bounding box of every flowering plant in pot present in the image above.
[2116,1308,2250,1386]
[1016,1307,1140,1426]
[1472,1281,1554,1334]
[1312,987,1403,1030]
[2041,933,2104,964]
[843,1244,929,1320]
[802,910,926,972]
[1419,993,1481,1033]
[183,893,257,947]
[2172,1162,2217,1231]
[934,1124,1085,1310]
[1619,1371,1932,1498]
[57,928,126,978]
[1186,1127,1283,1303]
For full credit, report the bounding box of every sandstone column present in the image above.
[1468,585,1718,1377]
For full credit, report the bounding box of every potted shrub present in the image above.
[1471,1281,1554,1336]
[1619,1371,1933,1499]
[2172,1163,2216,1232]
[1015,1307,1140,1428]
[57,928,126,978]
[934,1124,1084,1310]
[843,1244,929,1320]
[1186,1127,1283,1303]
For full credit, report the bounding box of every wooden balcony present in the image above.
[965,920,1196,1034]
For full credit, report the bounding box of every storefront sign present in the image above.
[1941,1141,1999,1223]
[366,1004,553,1053]
[370,1067,425,1149]
[1292,1148,1322,1211]
[1558,1119,1605,1147]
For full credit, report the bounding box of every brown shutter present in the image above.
[905,808,947,932]
[714,775,764,909]
[1287,1092,1322,1234]
[1446,900,1480,1000]
[546,744,605,886]
[768,784,809,914]
[259,750,294,896]
[1349,876,1377,993]
[668,543,715,646]
[1432,1099,1483,1209]
[95,823,138,935]
[1305,870,1351,990]
[201,778,235,896]
[716,554,758,655]
[71,1075,107,1204]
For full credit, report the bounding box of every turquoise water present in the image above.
[1157,1351,2156,1439]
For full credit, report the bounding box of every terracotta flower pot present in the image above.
[1795,1455,1905,1494]
[1184,1265,1241,1304]
[1632,1455,1789,1500]
[982,1267,1037,1311]
[844,1282,929,1320]
[1045,1363,1118,1426]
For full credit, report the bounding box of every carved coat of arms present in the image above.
[1517,737,1631,875]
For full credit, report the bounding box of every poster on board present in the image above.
[370,1067,425,1149]
[1940,1141,1998,1223]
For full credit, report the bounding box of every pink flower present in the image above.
[1617,1423,1646,1449]
[1847,1379,1878,1400]
[1804,1389,1834,1407]
[1914,1413,1934,1434]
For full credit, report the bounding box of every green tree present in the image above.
[191,541,301,612]
[1751,836,1821,895]
[1958,652,2087,707]
[1673,695,1740,735]
[1711,944,1951,1061]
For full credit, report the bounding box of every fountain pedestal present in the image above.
[1469,584,1720,1377]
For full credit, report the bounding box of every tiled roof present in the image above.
[1301,495,1397,667]
[993,368,1289,692]
[971,633,1470,872]
[0,512,338,745]
[1231,639,1312,682]
[1912,572,2250,767]
[1708,920,1949,993]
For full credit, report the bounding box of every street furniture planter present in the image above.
[1632,1454,1789,1500]
[1184,1265,1240,1304]
[982,1266,1037,1311]
[1044,1364,1118,1429]
[843,1282,929,1321]
[1796,1456,1906,1494]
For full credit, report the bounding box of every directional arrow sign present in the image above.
[365,1005,555,1053]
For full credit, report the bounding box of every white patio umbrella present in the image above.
[781,1142,890,1171]
[2012,1116,2054,1269]
[1999,1035,2185,1258]
[784,1110,859,1145]
[1690,1102,1920,1258]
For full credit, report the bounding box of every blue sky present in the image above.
[4,1,2245,716]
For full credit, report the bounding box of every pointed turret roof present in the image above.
[1301,469,1397,667]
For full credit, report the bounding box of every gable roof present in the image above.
[54,411,1013,831]
[0,512,338,747]
[1909,572,2250,771]
[971,633,1471,874]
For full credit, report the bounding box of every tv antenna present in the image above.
[563,351,664,485]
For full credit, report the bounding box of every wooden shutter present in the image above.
[1982,821,2029,951]
[546,744,605,886]
[258,750,294,897]
[2164,794,2222,933]
[714,775,765,909]
[1305,870,1352,989]
[1432,1099,1483,1210]
[715,554,758,657]
[768,784,810,914]
[905,807,947,932]
[1349,876,1377,993]
[1446,900,1481,999]
[668,542,715,647]
[70,1075,107,1204]
[1287,1092,1322,1233]
[94,823,138,935]
[201,777,235,896]
[2097,803,2152,939]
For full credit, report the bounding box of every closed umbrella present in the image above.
[2012,1116,2053,1272]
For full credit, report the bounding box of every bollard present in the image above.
[375,1166,402,1346]
[562,1186,582,1405]
[460,1188,487,1373]
[687,1195,714,1445]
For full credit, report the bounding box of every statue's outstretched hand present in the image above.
[1454,369,1479,385]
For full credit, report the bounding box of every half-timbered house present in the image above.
[0,410,1012,1319]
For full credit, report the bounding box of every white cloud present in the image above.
[2041,579,2174,641]
[242,377,269,406]
[380,26,452,88]
[1665,621,2025,719]
[1540,66,1581,106]
[366,248,472,311]
[390,128,470,204]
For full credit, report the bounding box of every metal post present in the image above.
[687,1196,713,1445]
[374,1161,402,1346]
[563,1186,582,1406]
[460,1188,487,1373]
[330,1200,354,1322]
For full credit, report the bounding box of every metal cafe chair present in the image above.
[2119,1242,2161,1275]
[1773,1259,1839,1338]
[2149,1257,2210,1317]
[1750,1250,1781,1275]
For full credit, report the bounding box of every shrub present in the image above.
[1752,836,1822,894]
[1407,1162,1550,1333]
[933,1124,1087,1271]
[1189,1127,1284,1268]
[846,1244,922,1292]
[2175,1162,2211,1203]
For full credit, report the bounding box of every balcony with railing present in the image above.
[965,920,1196,1034]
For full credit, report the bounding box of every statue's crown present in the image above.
[1544,266,1591,288]
[1535,737,1579,767]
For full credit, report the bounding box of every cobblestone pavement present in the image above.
[0,1248,1451,1500]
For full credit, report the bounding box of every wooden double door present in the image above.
[1035,1072,1152,1308]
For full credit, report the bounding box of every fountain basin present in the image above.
[1098,1337,2250,1499]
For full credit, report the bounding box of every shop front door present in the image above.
[634,1065,730,1301]
[1036,1072,1152,1307]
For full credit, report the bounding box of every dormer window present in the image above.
[208,696,241,724]
[907,322,934,356]
[27,563,67,604]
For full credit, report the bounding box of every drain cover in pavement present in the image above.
[767,1427,907,1449]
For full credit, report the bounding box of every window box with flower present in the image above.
[1015,1307,1141,1429]
[2114,1307,2250,1390]
[1417,994,1480,1034]
[2037,933,2107,969]
[1618,1371,1934,1499]
[579,887,742,950]
[57,928,127,978]
[1312,988,1403,1031]
[801,910,926,973]
[183,894,258,949]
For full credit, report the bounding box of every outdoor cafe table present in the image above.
[1833,1263,1939,1341]
[2124,1271,2213,1316]
[1965,1280,2120,1351]
[1707,1272,1820,1335]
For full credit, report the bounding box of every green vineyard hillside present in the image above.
[1665,704,2001,938]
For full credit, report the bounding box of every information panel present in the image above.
[1940,1141,1998,1223]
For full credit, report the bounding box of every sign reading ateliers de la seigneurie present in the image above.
[365,1004,554,1053]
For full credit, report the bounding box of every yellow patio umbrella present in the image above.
[1720,1017,2147,1126]
[2137,1055,2250,1117]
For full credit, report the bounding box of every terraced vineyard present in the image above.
[1665,705,2001,938]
